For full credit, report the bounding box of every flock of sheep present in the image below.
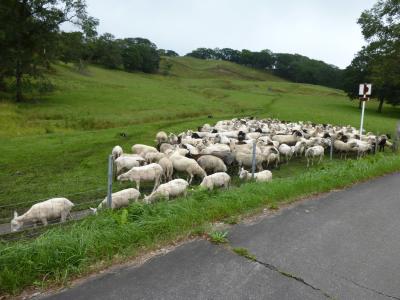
[10,117,392,232]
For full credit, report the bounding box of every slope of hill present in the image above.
[0,56,398,212]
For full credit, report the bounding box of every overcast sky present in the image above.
[75,0,377,69]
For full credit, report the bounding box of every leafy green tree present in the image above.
[158,49,179,57]
[120,38,160,73]
[0,0,96,101]
[355,0,400,112]
[92,33,122,69]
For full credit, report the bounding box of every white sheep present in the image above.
[155,131,168,145]
[11,198,74,232]
[158,157,173,182]
[278,144,295,164]
[305,145,325,167]
[145,152,165,163]
[235,151,264,171]
[143,179,189,203]
[169,154,206,184]
[112,145,123,160]
[90,188,140,214]
[117,163,163,192]
[197,155,227,175]
[239,167,272,182]
[159,143,175,154]
[333,140,358,159]
[115,155,144,175]
[200,172,231,191]
[131,144,158,157]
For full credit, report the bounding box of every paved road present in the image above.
[42,173,400,300]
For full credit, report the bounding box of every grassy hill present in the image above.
[0,56,399,218]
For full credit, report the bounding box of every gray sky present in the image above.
[78,0,377,69]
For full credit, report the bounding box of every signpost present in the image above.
[359,83,372,138]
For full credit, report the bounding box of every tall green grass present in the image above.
[1,153,399,295]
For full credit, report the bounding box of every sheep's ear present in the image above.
[13,211,18,218]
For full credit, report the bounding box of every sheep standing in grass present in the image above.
[145,152,166,164]
[144,179,189,203]
[117,163,163,192]
[278,144,295,164]
[333,140,358,159]
[11,198,74,232]
[155,131,168,146]
[197,155,227,175]
[169,154,206,184]
[239,167,272,182]
[132,144,158,157]
[115,155,145,175]
[305,145,325,167]
[90,188,140,214]
[112,145,123,160]
[158,157,173,182]
[200,172,231,191]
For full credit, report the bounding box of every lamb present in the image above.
[200,172,231,191]
[239,167,272,182]
[278,144,295,164]
[158,157,173,182]
[272,133,301,146]
[293,140,306,157]
[169,154,206,184]
[90,188,140,214]
[115,155,144,175]
[117,163,163,192]
[112,145,123,160]
[131,144,158,157]
[143,179,189,203]
[305,145,325,167]
[11,198,74,232]
[197,155,227,175]
[159,143,175,154]
[155,131,168,145]
[235,151,264,171]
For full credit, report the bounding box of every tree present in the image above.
[0,0,96,101]
[158,49,179,57]
[355,0,400,112]
[120,38,160,73]
[92,33,122,69]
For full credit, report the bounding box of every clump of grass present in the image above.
[232,247,257,261]
[224,216,239,225]
[208,231,228,244]
[268,203,279,210]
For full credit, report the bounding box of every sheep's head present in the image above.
[143,194,151,204]
[117,173,128,182]
[239,168,248,179]
[11,211,22,232]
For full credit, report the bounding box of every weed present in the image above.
[208,231,229,244]
[232,247,257,261]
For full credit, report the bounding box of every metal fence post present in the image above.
[251,141,256,179]
[330,137,334,160]
[107,154,113,208]
[375,132,379,154]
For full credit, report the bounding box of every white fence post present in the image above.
[107,155,113,208]
[330,137,334,160]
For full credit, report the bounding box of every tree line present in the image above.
[0,0,176,102]
[186,48,344,89]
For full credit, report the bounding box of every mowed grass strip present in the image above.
[0,153,399,295]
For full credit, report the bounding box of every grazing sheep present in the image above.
[159,143,175,154]
[90,188,140,214]
[239,167,272,182]
[158,157,173,182]
[115,156,144,175]
[112,145,123,160]
[235,151,264,171]
[278,144,295,164]
[333,140,357,159]
[117,163,163,192]
[197,155,227,174]
[144,179,189,203]
[272,133,301,146]
[11,198,74,232]
[293,140,306,157]
[305,145,325,167]
[200,172,231,191]
[155,131,168,145]
[131,144,158,157]
[169,154,206,184]
[145,152,166,163]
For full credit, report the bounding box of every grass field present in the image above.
[0,56,399,219]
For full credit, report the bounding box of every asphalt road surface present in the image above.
[42,173,400,300]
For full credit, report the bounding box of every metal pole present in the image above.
[107,154,113,208]
[330,137,334,160]
[360,99,366,138]
[251,141,256,179]
[375,132,379,154]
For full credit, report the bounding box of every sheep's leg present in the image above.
[41,218,48,227]
[136,180,140,192]
[319,154,323,164]
[188,174,193,185]
[61,211,67,223]
[307,157,310,168]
